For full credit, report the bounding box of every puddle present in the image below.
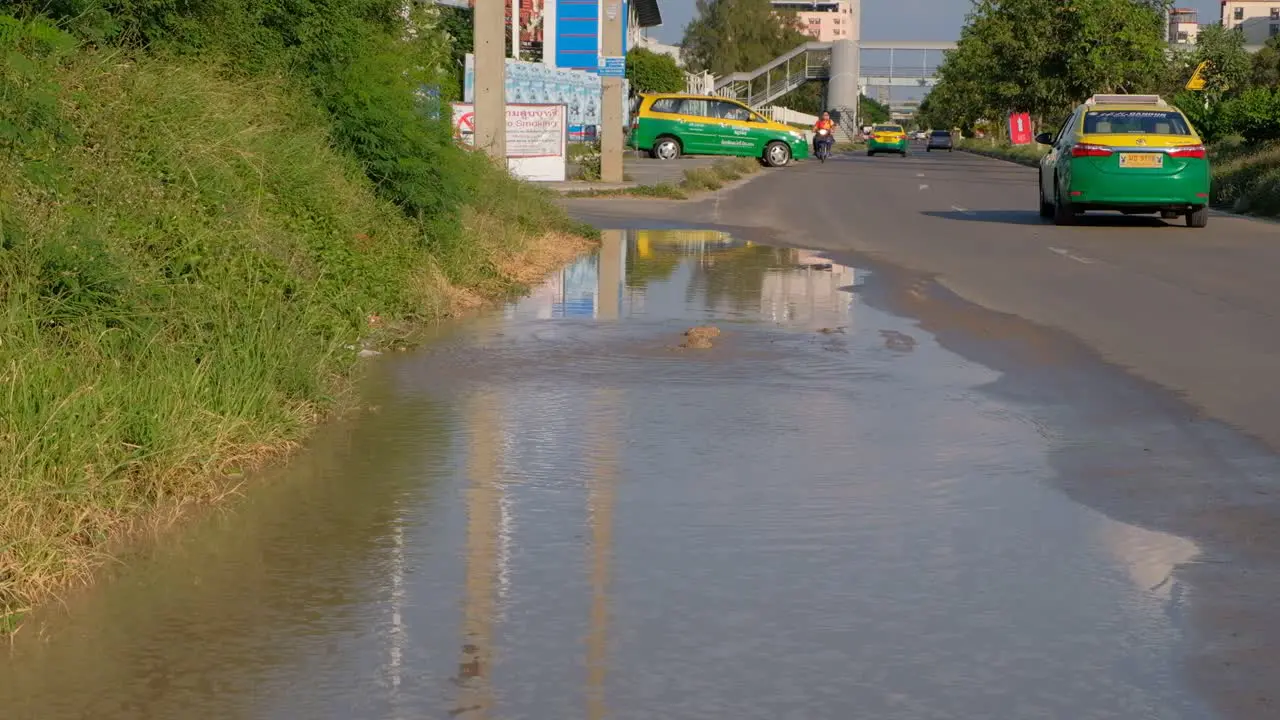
[0,230,1218,719]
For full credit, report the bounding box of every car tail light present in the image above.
[1167,144,1207,159]
[1071,144,1113,158]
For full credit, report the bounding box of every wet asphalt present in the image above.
[4,146,1280,719]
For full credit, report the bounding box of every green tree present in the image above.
[1251,34,1280,87]
[860,95,890,124]
[777,82,825,114]
[626,46,686,93]
[919,0,1168,133]
[1192,24,1252,101]
[681,0,809,76]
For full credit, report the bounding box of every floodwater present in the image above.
[0,229,1234,719]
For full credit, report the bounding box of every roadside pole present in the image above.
[474,0,507,159]
[599,1,624,183]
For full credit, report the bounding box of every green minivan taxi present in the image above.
[628,93,810,167]
[1037,94,1211,228]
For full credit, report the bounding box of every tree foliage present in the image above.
[626,46,686,93]
[681,0,809,76]
[1192,24,1252,101]
[860,95,890,124]
[919,0,1169,132]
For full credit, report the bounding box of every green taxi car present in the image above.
[1036,94,1211,228]
[628,93,809,167]
[867,124,909,156]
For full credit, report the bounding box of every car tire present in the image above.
[1187,206,1209,228]
[867,150,875,157]
[653,137,681,161]
[763,140,791,168]
[1038,173,1053,219]
[1053,182,1077,226]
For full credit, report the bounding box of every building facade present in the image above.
[1221,0,1280,44]
[1168,7,1199,46]
[770,0,856,42]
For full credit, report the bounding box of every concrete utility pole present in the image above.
[474,0,507,159]
[599,0,624,183]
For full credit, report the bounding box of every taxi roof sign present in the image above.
[1085,94,1167,107]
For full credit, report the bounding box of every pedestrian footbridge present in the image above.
[712,40,954,109]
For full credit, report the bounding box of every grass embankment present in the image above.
[0,32,591,626]
[959,137,1280,218]
[1208,140,1280,217]
[564,156,762,199]
[957,138,1046,166]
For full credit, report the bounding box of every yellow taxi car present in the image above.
[628,93,810,167]
[1036,94,1211,227]
[867,124,909,156]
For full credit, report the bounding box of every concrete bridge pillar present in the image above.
[827,38,860,135]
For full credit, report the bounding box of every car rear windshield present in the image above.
[931,130,950,136]
[874,125,900,132]
[1084,110,1192,135]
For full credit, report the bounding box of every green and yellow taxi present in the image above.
[1037,94,1211,228]
[866,124,909,156]
[628,93,809,167]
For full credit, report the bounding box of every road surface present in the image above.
[566,146,1280,719]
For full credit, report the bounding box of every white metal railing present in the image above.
[763,106,818,126]
[685,70,715,96]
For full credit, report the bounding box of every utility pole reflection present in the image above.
[454,389,504,719]
[586,387,621,720]
[597,230,624,320]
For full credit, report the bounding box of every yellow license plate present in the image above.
[1119,152,1164,169]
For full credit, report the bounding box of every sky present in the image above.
[650,0,1223,45]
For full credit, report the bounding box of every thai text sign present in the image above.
[451,103,567,182]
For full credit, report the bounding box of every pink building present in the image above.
[771,0,856,42]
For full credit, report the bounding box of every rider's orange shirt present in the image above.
[813,119,835,131]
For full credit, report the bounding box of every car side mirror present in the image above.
[1035,132,1053,145]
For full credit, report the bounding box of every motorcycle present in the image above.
[814,128,833,163]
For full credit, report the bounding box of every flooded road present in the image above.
[4,228,1260,719]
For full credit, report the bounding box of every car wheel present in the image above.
[867,150,875,157]
[1186,206,1209,228]
[653,137,681,161]
[1160,210,1179,219]
[1053,182,1076,226]
[927,147,931,152]
[763,140,791,168]
[1038,172,1053,218]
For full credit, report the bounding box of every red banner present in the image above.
[1009,112,1033,145]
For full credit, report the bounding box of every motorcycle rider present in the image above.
[812,111,836,156]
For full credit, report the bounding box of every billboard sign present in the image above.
[451,102,568,182]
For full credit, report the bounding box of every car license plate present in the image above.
[1119,152,1164,169]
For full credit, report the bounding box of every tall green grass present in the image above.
[0,15,589,623]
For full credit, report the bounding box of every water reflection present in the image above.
[506,229,857,329]
[0,230,1217,720]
